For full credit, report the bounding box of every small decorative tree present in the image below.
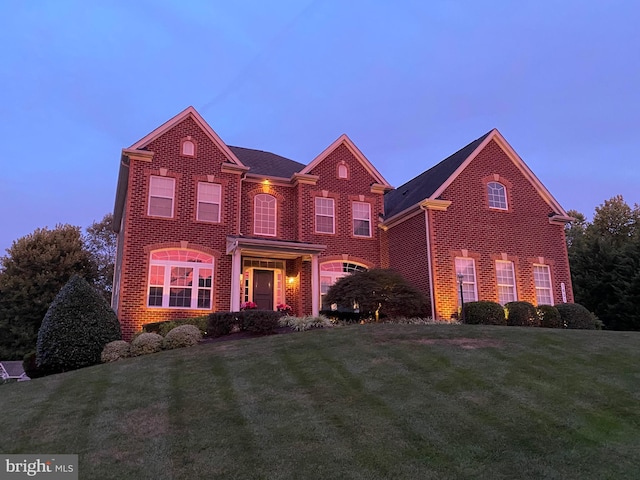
[36,275,121,373]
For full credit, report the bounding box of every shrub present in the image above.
[101,340,131,363]
[207,312,241,337]
[280,315,332,331]
[242,310,281,335]
[505,301,539,327]
[319,310,365,323]
[143,316,208,336]
[537,305,562,328]
[162,325,202,350]
[462,301,506,325]
[555,303,600,330]
[130,333,164,356]
[36,275,122,373]
[22,352,48,379]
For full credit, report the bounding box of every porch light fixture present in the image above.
[287,276,295,284]
[457,273,465,323]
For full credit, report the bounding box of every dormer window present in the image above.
[337,163,348,179]
[181,138,196,157]
[487,181,507,210]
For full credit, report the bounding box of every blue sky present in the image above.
[1,0,638,253]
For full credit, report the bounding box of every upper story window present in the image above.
[487,181,507,210]
[148,175,175,218]
[181,138,195,157]
[254,193,277,236]
[454,257,478,304]
[197,182,221,223]
[495,260,517,304]
[148,249,214,309]
[315,197,335,234]
[352,201,371,237]
[337,164,348,179]
[533,264,553,305]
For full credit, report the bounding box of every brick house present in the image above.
[112,107,573,338]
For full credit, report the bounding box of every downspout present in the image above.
[423,208,437,321]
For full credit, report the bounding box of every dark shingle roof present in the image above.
[229,146,305,178]
[384,131,492,218]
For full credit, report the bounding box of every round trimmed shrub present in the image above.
[555,303,600,330]
[162,325,202,350]
[462,301,506,325]
[505,301,539,327]
[36,275,122,373]
[130,333,164,356]
[537,305,562,328]
[101,340,131,363]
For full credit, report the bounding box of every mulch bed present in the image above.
[199,326,295,344]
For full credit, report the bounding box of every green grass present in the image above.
[1,324,640,479]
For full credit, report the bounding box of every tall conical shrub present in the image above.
[37,275,121,373]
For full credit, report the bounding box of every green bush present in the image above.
[36,275,122,373]
[130,333,164,356]
[207,312,241,337]
[505,301,539,327]
[555,303,601,330]
[101,340,131,363]
[162,325,202,350]
[462,301,506,326]
[280,315,332,331]
[22,351,48,379]
[537,305,562,328]
[242,310,281,335]
[143,316,208,336]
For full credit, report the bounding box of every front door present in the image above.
[253,269,274,310]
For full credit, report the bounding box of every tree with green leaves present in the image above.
[0,225,96,359]
[84,213,117,303]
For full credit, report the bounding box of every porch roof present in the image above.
[226,236,326,260]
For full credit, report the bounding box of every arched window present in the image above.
[487,181,507,210]
[148,249,214,309]
[337,164,348,179]
[320,261,367,309]
[181,139,195,156]
[254,194,277,236]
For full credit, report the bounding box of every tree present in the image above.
[37,275,121,373]
[324,269,429,319]
[84,213,117,303]
[590,195,639,241]
[0,225,96,360]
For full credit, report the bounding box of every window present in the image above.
[496,260,517,304]
[533,264,553,305]
[147,250,214,309]
[352,202,371,237]
[315,197,335,234]
[182,139,195,156]
[254,194,277,236]
[148,176,175,218]
[197,182,221,222]
[320,261,367,309]
[487,181,507,210]
[338,164,348,179]
[455,257,478,305]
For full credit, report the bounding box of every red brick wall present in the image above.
[429,139,573,319]
[117,116,241,339]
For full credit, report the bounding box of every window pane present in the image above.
[353,219,370,236]
[148,287,163,306]
[488,182,507,209]
[149,196,173,217]
[255,194,276,235]
[198,202,220,222]
[197,289,211,309]
[534,265,553,305]
[198,183,220,202]
[150,176,175,197]
[316,215,334,234]
[198,268,212,288]
[455,257,478,304]
[149,265,165,285]
[169,288,192,307]
[171,267,193,287]
[496,261,516,304]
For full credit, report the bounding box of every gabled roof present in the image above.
[384,132,491,218]
[129,106,245,167]
[300,134,392,188]
[384,129,568,221]
[229,146,305,178]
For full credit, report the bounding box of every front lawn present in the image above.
[1,324,639,479]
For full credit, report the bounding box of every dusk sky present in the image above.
[1,0,638,254]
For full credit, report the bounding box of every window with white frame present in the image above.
[352,202,371,237]
[148,176,175,218]
[495,260,517,304]
[320,261,367,309]
[254,194,277,236]
[454,257,478,305]
[197,182,221,222]
[487,181,507,210]
[315,197,335,234]
[147,250,214,309]
[533,264,553,305]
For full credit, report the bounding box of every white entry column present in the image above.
[230,248,241,312]
[311,254,319,316]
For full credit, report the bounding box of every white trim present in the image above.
[300,134,392,187]
[148,176,175,218]
[352,201,372,237]
[311,254,319,316]
[253,193,277,237]
[424,209,436,321]
[129,106,245,167]
[315,197,335,234]
[487,181,508,210]
[455,257,479,304]
[533,264,554,305]
[230,249,241,311]
[495,260,517,305]
[196,182,221,223]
